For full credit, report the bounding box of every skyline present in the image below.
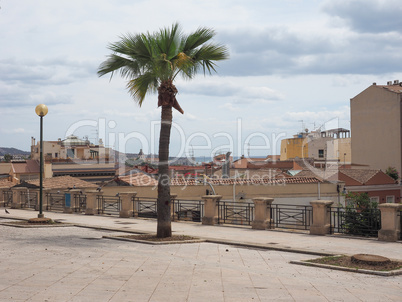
[1,0,402,157]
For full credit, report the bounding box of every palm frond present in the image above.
[126,72,158,106]
[181,27,215,54]
[98,22,229,105]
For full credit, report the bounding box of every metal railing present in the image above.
[329,207,381,237]
[3,190,12,207]
[46,193,65,211]
[399,210,402,240]
[97,195,121,215]
[135,197,157,218]
[173,199,204,222]
[20,191,37,209]
[73,193,86,212]
[269,204,313,230]
[218,201,254,226]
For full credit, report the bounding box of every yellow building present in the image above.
[280,134,308,161]
[280,129,351,165]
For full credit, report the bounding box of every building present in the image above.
[351,80,402,175]
[31,135,112,161]
[9,160,42,183]
[280,128,351,168]
[280,131,308,161]
[29,135,117,183]
[296,168,400,204]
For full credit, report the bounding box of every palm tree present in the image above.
[98,23,229,237]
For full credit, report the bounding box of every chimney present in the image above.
[394,80,399,85]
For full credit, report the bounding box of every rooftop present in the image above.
[26,175,98,190]
[11,160,40,174]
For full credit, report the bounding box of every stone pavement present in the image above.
[0,209,401,301]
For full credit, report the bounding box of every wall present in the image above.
[100,181,340,206]
[31,141,62,161]
[308,137,332,160]
[351,85,401,175]
[280,138,308,160]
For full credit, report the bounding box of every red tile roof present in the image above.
[11,160,40,174]
[170,177,320,186]
[27,176,97,190]
[117,174,158,187]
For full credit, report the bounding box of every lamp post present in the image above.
[35,104,48,218]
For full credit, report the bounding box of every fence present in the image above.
[269,204,313,230]
[135,197,157,218]
[399,210,402,240]
[97,195,121,215]
[218,201,254,225]
[173,199,204,222]
[329,207,381,237]
[73,193,87,212]
[20,191,37,209]
[46,193,65,211]
[3,190,12,207]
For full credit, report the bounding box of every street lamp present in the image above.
[35,104,48,218]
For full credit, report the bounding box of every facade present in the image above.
[31,135,112,161]
[280,129,351,168]
[280,134,308,161]
[9,160,40,183]
[351,81,402,175]
[338,169,400,204]
[30,136,116,183]
[296,168,400,204]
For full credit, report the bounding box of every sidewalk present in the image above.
[1,209,401,260]
[1,209,402,301]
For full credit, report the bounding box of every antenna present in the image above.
[189,144,194,158]
[311,122,316,130]
[91,129,99,145]
[298,120,304,132]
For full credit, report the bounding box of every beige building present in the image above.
[280,129,351,167]
[29,135,116,183]
[351,81,402,175]
[31,135,112,161]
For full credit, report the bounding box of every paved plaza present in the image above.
[0,209,401,301]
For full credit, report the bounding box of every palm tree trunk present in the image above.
[157,105,172,237]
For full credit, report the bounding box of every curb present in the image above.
[290,259,402,277]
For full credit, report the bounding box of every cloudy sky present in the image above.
[1,0,401,158]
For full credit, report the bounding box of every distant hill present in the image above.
[0,147,30,156]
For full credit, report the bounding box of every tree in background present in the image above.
[385,166,399,181]
[98,23,229,237]
[3,154,12,162]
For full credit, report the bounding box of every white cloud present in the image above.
[1,0,401,155]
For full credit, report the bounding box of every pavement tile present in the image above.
[0,210,402,301]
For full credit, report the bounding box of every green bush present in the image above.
[386,166,399,181]
[343,192,380,237]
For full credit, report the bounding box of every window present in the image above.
[318,149,324,158]
[370,196,379,203]
[386,196,395,203]
[67,149,75,158]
